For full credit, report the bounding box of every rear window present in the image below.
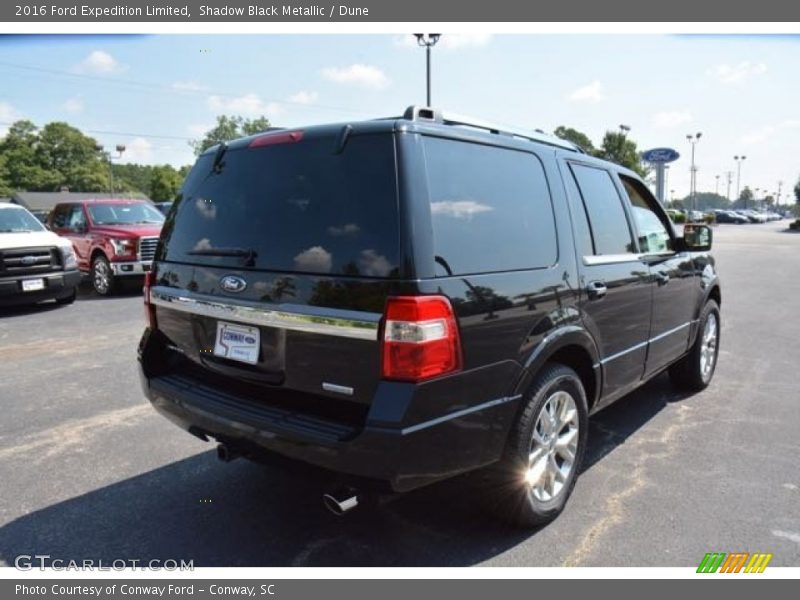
[423,136,557,276]
[161,133,400,278]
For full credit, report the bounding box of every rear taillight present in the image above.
[381,296,462,382]
[143,271,157,330]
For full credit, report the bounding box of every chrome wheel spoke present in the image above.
[528,390,579,502]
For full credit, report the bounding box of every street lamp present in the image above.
[413,34,442,106]
[686,132,702,211]
[96,144,126,197]
[715,174,720,196]
[734,155,747,203]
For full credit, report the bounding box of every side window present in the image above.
[619,176,672,254]
[423,137,557,275]
[562,167,594,258]
[570,164,635,256]
[67,206,86,229]
[51,205,70,228]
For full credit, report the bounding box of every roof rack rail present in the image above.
[401,105,585,153]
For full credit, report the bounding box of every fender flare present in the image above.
[512,325,602,408]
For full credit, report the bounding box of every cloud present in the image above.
[394,33,492,50]
[710,61,767,85]
[192,238,213,251]
[740,126,774,145]
[194,198,217,220]
[321,64,390,90]
[327,223,360,236]
[287,90,319,105]
[431,200,493,220]
[172,81,208,92]
[652,110,692,128]
[122,137,153,163]
[358,249,393,277]
[293,246,332,274]
[0,102,21,136]
[567,81,605,103]
[74,50,125,74]
[62,96,84,113]
[207,93,284,117]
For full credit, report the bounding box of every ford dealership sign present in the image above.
[641,148,680,163]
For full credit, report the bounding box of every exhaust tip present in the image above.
[216,443,239,463]
[323,491,359,516]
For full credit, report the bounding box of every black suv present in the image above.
[139,107,721,526]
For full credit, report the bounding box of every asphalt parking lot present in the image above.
[1,220,798,567]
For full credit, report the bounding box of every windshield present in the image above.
[160,133,400,277]
[87,203,165,225]
[0,207,46,233]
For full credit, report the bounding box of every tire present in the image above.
[91,255,115,296]
[55,288,77,305]
[669,300,720,391]
[485,363,589,528]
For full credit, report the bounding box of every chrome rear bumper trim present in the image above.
[150,286,380,340]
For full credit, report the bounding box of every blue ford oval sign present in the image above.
[641,148,680,163]
[220,275,247,293]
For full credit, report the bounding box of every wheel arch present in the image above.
[515,326,601,411]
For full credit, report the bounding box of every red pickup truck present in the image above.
[48,199,164,295]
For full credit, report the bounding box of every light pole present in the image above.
[414,34,442,106]
[715,174,720,196]
[734,155,746,202]
[777,180,783,207]
[96,144,126,197]
[686,132,702,212]
[725,171,733,202]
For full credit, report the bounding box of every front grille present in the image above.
[138,237,159,262]
[0,246,62,277]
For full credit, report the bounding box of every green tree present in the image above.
[732,186,754,209]
[190,115,272,155]
[597,131,647,177]
[553,126,596,153]
[149,165,183,201]
[685,192,730,211]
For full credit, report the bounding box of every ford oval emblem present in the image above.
[20,256,37,266]
[220,275,247,293]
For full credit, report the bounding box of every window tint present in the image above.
[570,164,634,255]
[620,177,672,254]
[161,134,400,278]
[423,137,556,275]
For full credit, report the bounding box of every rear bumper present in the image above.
[0,269,81,306]
[139,331,522,493]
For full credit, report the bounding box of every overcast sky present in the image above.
[1,34,797,202]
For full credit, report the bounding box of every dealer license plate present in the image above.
[213,321,260,365]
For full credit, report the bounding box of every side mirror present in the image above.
[681,224,713,251]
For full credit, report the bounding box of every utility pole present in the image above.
[686,132,702,212]
[734,155,746,201]
[414,34,442,106]
[96,144,126,197]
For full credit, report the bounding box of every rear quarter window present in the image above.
[423,136,557,276]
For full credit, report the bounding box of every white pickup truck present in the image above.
[0,203,81,307]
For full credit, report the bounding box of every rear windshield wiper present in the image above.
[187,247,257,266]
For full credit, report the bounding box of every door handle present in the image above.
[655,272,670,286]
[586,280,607,300]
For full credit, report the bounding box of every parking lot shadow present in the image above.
[0,374,685,567]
